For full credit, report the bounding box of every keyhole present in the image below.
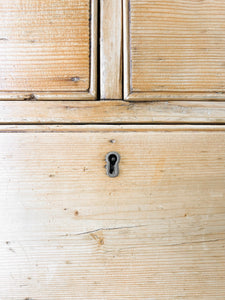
[109,154,117,175]
[106,152,120,178]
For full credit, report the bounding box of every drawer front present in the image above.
[0,126,225,299]
[124,0,225,101]
[0,0,97,100]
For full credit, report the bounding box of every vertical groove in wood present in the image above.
[100,0,123,99]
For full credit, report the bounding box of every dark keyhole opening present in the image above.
[109,154,117,175]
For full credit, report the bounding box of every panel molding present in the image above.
[0,124,225,132]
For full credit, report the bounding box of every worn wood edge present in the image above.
[0,91,96,101]
[123,0,130,99]
[0,100,225,124]
[0,0,97,101]
[126,92,225,101]
[100,0,123,99]
[0,124,225,133]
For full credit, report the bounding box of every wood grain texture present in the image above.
[100,0,123,99]
[0,100,225,124]
[0,125,225,299]
[0,0,97,100]
[124,0,225,101]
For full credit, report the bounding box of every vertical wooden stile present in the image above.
[100,0,123,99]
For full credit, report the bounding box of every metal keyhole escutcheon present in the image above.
[106,152,120,178]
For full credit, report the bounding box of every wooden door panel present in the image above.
[124,0,225,101]
[0,0,97,100]
[0,125,224,299]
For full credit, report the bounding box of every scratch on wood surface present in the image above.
[168,238,225,247]
[60,225,147,238]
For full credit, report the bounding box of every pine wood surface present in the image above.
[100,0,123,99]
[0,125,224,299]
[124,0,225,101]
[0,100,225,124]
[0,0,97,100]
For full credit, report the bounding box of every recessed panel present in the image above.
[0,0,97,100]
[124,0,225,100]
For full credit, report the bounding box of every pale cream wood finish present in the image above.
[124,0,225,101]
[0,0,97,100]
[100,0,123,99]
[0,125,225,299]
[1,101,225,124]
